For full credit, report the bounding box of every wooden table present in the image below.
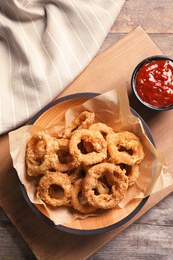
[0,0,173,259]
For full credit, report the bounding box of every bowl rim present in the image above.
[131,55,173,111]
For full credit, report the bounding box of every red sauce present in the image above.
[135,59,173,108]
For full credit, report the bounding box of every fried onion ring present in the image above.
[83,163,128,209]
[106,131,145,166]
[71,179,98,213]
[89,122,114,138]
[82,122,113,153]
[36,171,72,206]
[62,111,95,139]
[69,129,107,165]
[55,138,80,172]
[26,131,59,176]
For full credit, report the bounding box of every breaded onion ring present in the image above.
[71,179,98,213]
[82,122,113,153]
[83,163,128,209]
[26,131,59,176]
[69,129,107,165]
[106,131,145,166]
[62,111,95,139]
[89,122,114,138]
[36,171,72,206]
[55,138,80,172]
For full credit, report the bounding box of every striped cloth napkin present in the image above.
[0,0,126,135]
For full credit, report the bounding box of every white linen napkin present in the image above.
[0,0,126,135]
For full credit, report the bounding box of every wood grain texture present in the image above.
[0,0,173,259]
[99,0,173,59]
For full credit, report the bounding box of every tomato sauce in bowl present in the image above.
[131,56,173,110]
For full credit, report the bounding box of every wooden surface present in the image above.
[0,0,173,259]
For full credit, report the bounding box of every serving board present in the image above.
[0,26,173,259]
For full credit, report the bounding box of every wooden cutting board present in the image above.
[0,26,173,260]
